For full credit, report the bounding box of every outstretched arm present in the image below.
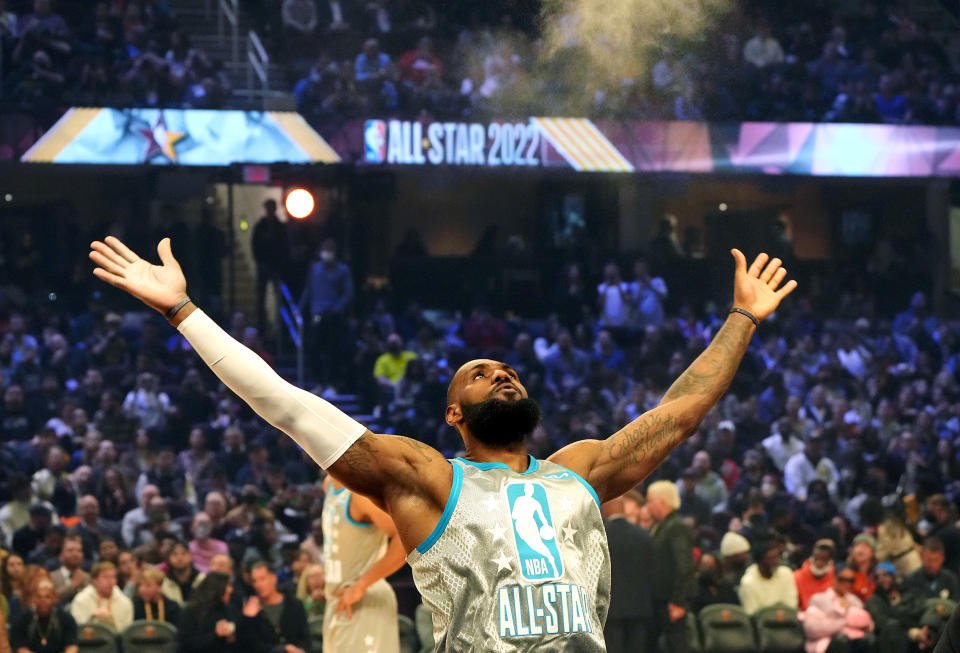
[550,250,796,502]
[89,237,451,544]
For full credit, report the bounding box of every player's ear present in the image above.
[445,403,461,426]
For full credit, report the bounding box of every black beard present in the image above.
[460,398,542,448]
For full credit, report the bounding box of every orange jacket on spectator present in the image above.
[794,560,835,610]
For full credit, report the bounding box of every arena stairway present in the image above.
[166,0,296,109]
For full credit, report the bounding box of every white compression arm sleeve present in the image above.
[177,309,366,468]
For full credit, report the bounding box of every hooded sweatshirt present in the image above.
[795,560,835,610]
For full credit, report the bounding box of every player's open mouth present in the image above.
[493,384,520,396]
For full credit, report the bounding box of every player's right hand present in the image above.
[89,236,187,316]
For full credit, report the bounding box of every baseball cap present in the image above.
[853,533,878,551]
[718,420,736,432]
[876,562,896,575]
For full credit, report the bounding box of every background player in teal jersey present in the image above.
[90,235,796,650]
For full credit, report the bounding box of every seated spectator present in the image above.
[121,484,160,548]
[802,565,875,653]
[738,537,799,614]
[796,539,837,610]
[719,531,752,588]
[136,447,186,502]
[876,511,921,580]
[903,537,960,601]
[397,37,443,89]
[10,577,77,653]
[925,494,960,574]
[875,74,909,124]
[692,552,740,613]
[178,571,240,653]
[373,333,417,394]
[866,562,925,652]
[13,503,53,559]
[784,433,839,501]
[208,554,234,577]
[28,523,64,569]
[70,561,133,631]
[189,513,228,575]
[847,534,878,602]
[593,330,628,376]
[73,494,119,561]
[354,38,397,109]
[239,560,310,653]
[678,467,712,528]
[161,541,205,605]
[295,563,325,618]
[543,329,589,393]
[133,565,180,625]
[50,534,88,604]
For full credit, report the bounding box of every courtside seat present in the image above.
[121,619,177,653]
[753,604,804,653]
[76,622,119,653]
[699,603,759,653]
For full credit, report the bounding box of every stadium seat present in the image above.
[415,603,435,653]
[687,610,703,652]
[120,620,177,653]
[308,615,324,652]
[76,622,119,653]
[753,604,804,653]
[698,604,759,653]
[398,614,419,653]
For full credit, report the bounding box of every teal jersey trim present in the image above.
[549,462,602,509]
[415,460,463,555]
[453,454,541,475]
[344,492,372,528]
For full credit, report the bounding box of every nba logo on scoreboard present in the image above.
[506,482,564,581]
[364,120,387,163]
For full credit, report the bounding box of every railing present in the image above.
[278,282,305,386]
[247,30,270,110]
[217,0,240,72]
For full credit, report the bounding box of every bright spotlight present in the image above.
[285,188,315,219]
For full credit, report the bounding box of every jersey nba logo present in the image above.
[506,481,564,581]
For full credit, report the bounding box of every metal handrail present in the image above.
[217,0,239,72]
[278,282,304,385]
[247,29,270,109]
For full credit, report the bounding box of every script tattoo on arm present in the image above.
[591,316,755,499]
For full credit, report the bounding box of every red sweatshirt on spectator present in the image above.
[794,560,835,610]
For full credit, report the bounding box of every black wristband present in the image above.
[729,307,759,329]
[165,297,192,320]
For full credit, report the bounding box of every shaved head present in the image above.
[447,359,519,405]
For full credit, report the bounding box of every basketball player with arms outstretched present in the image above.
[90,236,796,652]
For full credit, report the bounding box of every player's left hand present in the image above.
[730,249,798,323]
[334,583,366,620]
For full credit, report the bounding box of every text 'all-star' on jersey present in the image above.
[407,456,611,652]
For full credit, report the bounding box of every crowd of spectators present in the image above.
[0,0,231,125]
[5,0,960,133]
[286,0,960,128]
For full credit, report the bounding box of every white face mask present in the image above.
[761,482,776,498]
[320,251,335,263]
[194,524,211,539]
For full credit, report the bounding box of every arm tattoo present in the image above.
[398,437,434,463]
[605,412,683,472]
[661,318,753,404]
[597,318,754,490]
[338,434,377,474]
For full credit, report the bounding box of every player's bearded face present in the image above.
[460,397,542,447]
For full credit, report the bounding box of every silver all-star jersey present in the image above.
[407,455,611,652]
[322,485,388,598]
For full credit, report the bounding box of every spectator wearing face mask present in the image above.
[189,513,228,575]
[795,539,837,610]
